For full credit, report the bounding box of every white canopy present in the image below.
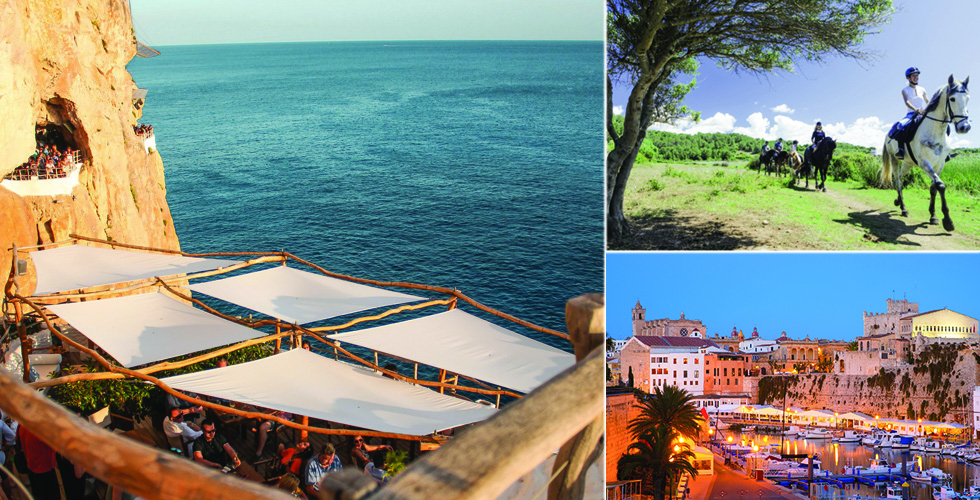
[160,349,497,436]
[187,266,424,324]
[46,292,264,367]
[31,245,239,295]
[331,309,574,394]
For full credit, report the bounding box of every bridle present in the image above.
[924,85,970,132]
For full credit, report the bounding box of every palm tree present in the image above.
[617,426,698,500]
[628,385,705,441]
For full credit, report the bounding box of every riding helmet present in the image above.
[906,67,920,78]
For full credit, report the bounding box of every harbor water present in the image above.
[722,430,980,499]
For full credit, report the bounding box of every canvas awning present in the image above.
[159,349,497,436]
[30,245,239,295]
[187,266,424,324]
[46,292,264,368]
[331,309,574,394]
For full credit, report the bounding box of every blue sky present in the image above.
[130,0,603,46]
[610,0,980,149]
[606,252,980,342]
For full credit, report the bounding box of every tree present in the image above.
[606,0,894,243]
[628,366,635,388]
[847,340,859,351]
[617,426,698,500]
[628,385,704,441]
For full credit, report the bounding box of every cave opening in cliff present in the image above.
[1,100,86,182]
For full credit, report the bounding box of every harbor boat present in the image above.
[890,434,914,450]
[864,458,903,474]
[712,419,731,430]
[837,430,863,443]
[804,428,833,439]
[912,466,953,483]
[743,425,756,432]
[783,425,802,437]
[885,484,904,500]
[934,484,959,500]
[862,431,888,446]
[923,440,945,453]
[767,456,824,478]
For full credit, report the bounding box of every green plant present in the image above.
[646,178,665,191]
[383,449,409,479]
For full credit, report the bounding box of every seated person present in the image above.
[166,391,203,423]
[192,419,241,470]
[240,404,291,462]
[277,440,313,476]
[304,443,343,497]
[351,435,393,470]
[162,407,204,453]
[276,473,307,499]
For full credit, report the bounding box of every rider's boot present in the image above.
[895,146,905,160]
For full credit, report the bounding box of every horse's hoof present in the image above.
[893,199,901,207]
[901,210,909,217]
[930,217,939,225]
[821,187,827,193]
[943,219,955,232]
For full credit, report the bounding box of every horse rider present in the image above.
[889,66,929,160]
[789,140,801,169]
[774,138,783,152]
[761,140,770,154]
[803,122,825,168]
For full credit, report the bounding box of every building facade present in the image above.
[619,336,723,395]
[631,301,707,338]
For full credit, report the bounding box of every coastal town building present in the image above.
[703,351,749,395]
[631,301,706,338]
[840,298,979,375]
[619,336,724,395]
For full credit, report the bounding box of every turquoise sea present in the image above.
[127,41,603,352]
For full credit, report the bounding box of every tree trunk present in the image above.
[607,88,655,245]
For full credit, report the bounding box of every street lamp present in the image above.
[875,415,880,430]
[918,418,923,436]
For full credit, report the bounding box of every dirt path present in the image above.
[614,164,980,250]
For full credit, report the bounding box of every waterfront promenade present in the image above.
[686,454,805,500]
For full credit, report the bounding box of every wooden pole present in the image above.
[374,347,603,500]
[0,368,295,500]
[274,323,281,354]
[301,415,309,442]
[14,301,31,383]
[548,293,604,500]
[438,369,446,395]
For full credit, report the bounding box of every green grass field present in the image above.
[618,160,980,250]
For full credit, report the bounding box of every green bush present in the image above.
[645,178,665,191]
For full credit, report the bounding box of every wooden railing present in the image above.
[0,294,603,499]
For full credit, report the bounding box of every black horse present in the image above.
[802,138,837,191]
[759,150,775,175]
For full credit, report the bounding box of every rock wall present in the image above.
[753,345,980,423]
[0,0,178,293]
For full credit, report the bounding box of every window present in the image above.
[735,379,738,386]
[695,358,700,364]
[723,368,728,376]
[714,368,719,376]
[694,370,699,378]
[674,371,677,378]
[683,370,688,378]
[674,358,677,364]
[684,358,688,364]
[726,378,730,385]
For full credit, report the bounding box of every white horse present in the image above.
[882,75,971,231]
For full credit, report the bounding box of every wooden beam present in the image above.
[549,293,605,500]
[372,347,603,500]
[0,368,295,500]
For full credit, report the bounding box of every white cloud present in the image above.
[645,108,978,148]
[733,112,769,138]
[649,112,737,135]
[613,105,624,115]
[771,104,795,114]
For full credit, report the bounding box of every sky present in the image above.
[129,0,603,46]
[610,0,980,149]
[606,252,980,342]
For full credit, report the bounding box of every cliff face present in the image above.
[0,0,178,294]
[753,345,980,423]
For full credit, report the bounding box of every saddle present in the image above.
[894,114,925,165]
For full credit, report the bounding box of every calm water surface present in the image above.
[726,431,980,499]
[127,41,603,354]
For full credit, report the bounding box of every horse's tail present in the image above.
[880,137,893,188]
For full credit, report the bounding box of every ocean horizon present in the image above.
[127,40,603,351]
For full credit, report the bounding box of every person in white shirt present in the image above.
[892,66,930,159]
[162,407,203,454]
